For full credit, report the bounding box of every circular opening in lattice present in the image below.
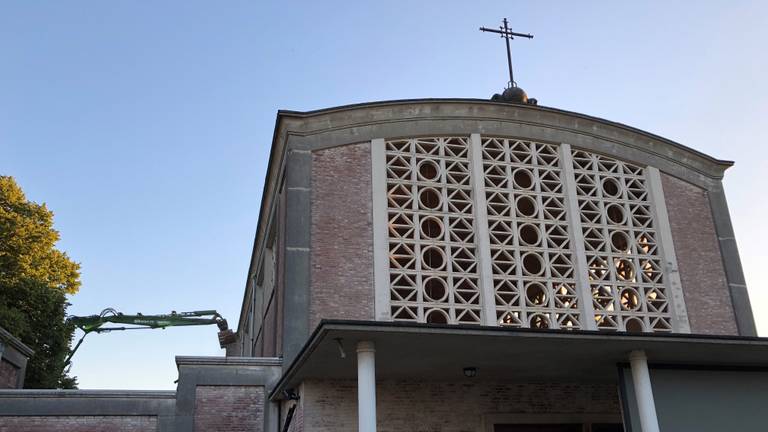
[419,188,442,210]
[610,231,631,253]
[615,259,635,281]
[525,282,547,306]
[423,277,448,302]
[516,196,537,218]
[625,318,644,333]
[426,309,449,324]
[421,246,446,270]
[417,160,440,181]
[620,287,641,311]
[513,169,534,189]
[602,177,621,198]
[522,252,544,276]
[605,203,625,224]
[518,223,540,246]
[529,313,550,329]
[593,285,614,309]
[420,216,444,240]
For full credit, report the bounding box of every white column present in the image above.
[357,341,377,432]
[558,143,597,330]
[371,138,392,321]
[469,133,497,327]
[629,350,660,432]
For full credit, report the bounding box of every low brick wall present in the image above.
[194,385,264,432]
[0,415,157,432]
[0,357,282,432]
[0,390,176,432]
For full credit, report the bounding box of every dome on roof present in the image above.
[491,85,535,104]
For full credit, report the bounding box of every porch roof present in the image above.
[270,320,768,401]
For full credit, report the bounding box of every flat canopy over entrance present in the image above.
[270,320,768,400]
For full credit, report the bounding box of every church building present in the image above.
[225,95,765,432]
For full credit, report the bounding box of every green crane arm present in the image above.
[69,308,227,334]
[63,308,236,372]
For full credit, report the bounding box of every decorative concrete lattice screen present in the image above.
[383,137,482,324]
[372,135,688,333]
[481,138,581,330]
[571,150,672,332]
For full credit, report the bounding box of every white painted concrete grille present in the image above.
[571,150,672,332]
[375,136,679,333]
[481,138,581,329]
[384,137,482,324]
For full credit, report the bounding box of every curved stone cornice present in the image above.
[276,98,732,181]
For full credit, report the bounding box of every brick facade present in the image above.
[282,398,304,432]
[299,379,620,432]
[194,385,264,432]
[0,360,18,389]
[310,143,375,330]
[0,416,157,432]
[661,173,739,335]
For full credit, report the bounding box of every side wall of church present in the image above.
[298,379,621,432]
[310,143,375,330]
[661,173,739,335]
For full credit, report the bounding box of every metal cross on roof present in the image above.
[480,18,533,88]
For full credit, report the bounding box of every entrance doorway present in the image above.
[494,424,623,432]
[495,425,581,432]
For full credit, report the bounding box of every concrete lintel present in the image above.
[175,356,282,368]
[0,390,176,417]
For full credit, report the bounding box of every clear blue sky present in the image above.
[2,1,767,389]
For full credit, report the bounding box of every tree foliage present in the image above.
[0,176,80,388]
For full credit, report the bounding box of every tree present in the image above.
[0,176,80,388]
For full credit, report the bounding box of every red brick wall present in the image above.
[0,359,18,389]
[194,385,264,432]
[310,143,375,330]
[661,173,739,335]
[0,416,156,431]
[300,379,620,432]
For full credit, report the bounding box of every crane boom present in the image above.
[63,308,236,372]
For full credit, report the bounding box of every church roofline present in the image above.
[275,98,733,168]
[235,97,736,340]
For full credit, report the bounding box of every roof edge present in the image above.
[276,98,733,167]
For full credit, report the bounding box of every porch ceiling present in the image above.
[270,320,768,400]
